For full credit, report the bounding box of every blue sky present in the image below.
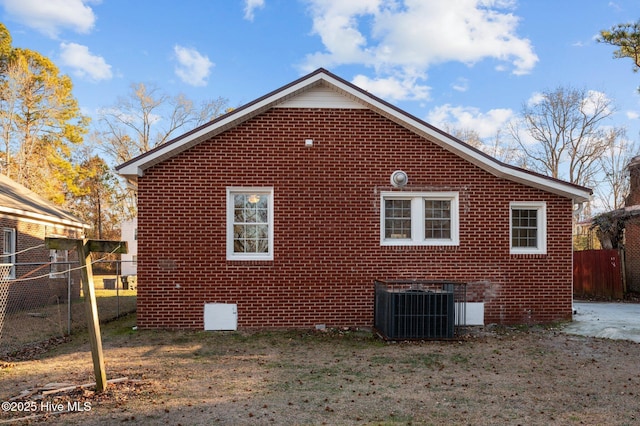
[1,0,639,149]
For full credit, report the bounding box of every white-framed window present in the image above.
[2,228,15,278]
[226,187,274,260]
[380,191,459,246]
[510,201,547,254]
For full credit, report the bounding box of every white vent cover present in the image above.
[390,170,408,187]
[204,303,238,330]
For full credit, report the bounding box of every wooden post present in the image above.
[45,237,127,393]
[76,239,107,391]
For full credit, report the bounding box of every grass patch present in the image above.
[1,318,639,425]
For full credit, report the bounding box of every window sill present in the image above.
[225,259,274,268]
[381,244,459,251]
[509,252,547,258]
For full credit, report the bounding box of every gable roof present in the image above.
[116,68,592,203]
[0,174,89,230]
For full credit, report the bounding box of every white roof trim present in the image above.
[117,73,329,178]
[116,69,592,203]
[0,206,90,230]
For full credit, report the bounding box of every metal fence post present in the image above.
[67,267,72,335]
[116,259,120,317]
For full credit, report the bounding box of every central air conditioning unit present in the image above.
[374,281,457,340]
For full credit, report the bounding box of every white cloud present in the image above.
[244,0,265,21]
[581,90,613,116]
[173,45,213,87]
[452,78,469,93]
[426,104,513,139]
[59,42,112,81]
[0,0,97,38]
[526,92,545,107]
[626,111,640,120]
[302,0,537,98]
[352,73,430,101]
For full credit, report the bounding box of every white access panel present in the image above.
[204,303,238,331]
[455,302,485,326]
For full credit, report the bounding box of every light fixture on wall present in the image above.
[390,170,408,188]
[248,194,260,204]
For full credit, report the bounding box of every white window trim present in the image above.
[510,201,547,255]
[380,191,459,246]
[2,228,15,279]
[226,187,274,261]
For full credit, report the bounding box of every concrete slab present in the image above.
[563,301,640,343]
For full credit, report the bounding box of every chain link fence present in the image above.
[0,260,137,358]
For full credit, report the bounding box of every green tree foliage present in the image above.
[69,153,121,239]
[0,23,11,70]
[599,20,640,72]
[599,20,640,95]
[0,23,89,204]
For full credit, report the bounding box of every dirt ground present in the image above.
[0,289,136,358]
[1,315,640,425]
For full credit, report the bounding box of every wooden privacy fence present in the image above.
[573,249,624,299]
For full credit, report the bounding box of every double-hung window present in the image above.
[226,187,274,260]
[510,202,546,254]
[381,192,459,246]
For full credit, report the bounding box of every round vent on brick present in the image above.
[390,170,408,188]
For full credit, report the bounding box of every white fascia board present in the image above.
[118,70,591,203]
[0,206,91,230]
[117,73,328,181]
[322,74,592,203]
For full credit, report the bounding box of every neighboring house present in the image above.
[0,174,89,309]
[116,68,592,330]
[592,156,640,294]
[624,157,640,293]
[120,218,137,276]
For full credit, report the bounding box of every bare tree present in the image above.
[446,127,484,150]
[596,128,636,211]
[97,82,230,164]
[510,86,615,188]
[483,128,522,165]
[95,83,230,221]
[445,125,520,165]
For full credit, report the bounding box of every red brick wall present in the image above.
[625,158,640,292]
[136,108,574,328]
[624,218,640,292]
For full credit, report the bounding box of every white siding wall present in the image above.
[120,218,137,276]
[275,86,366,109]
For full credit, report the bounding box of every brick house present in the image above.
[0,174,89,309]
[117,69,591,329]
[594,156,640,294]
[624,157,640,293]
